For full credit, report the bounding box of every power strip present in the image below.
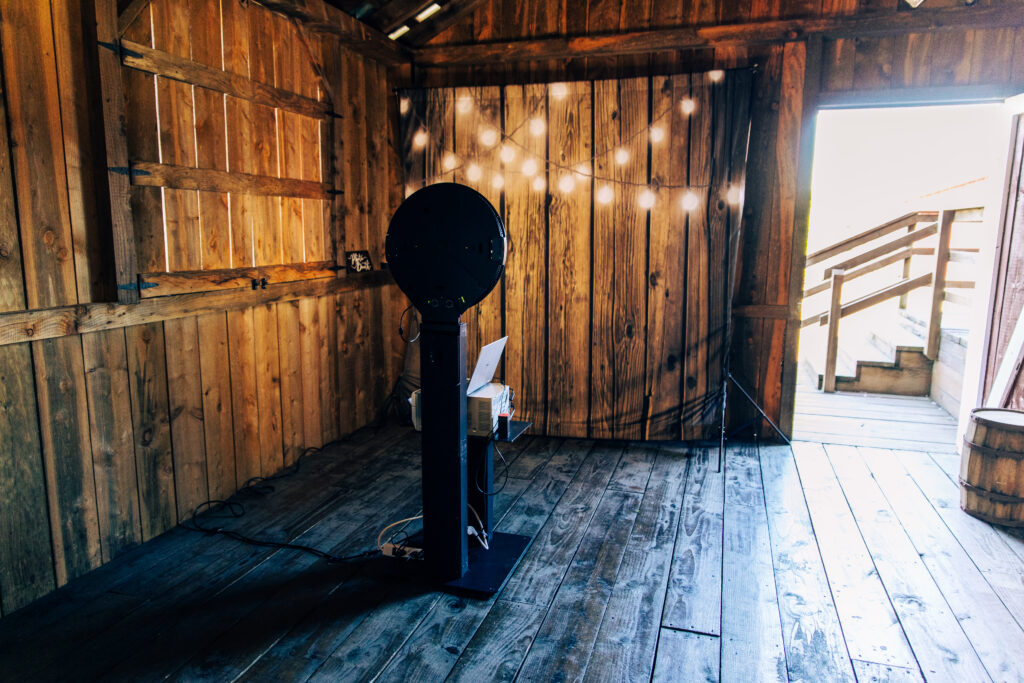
[381,542,423,559]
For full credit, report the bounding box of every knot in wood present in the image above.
[686,375,697,389]
[23,325,35,337]
[57,247,69,262]
[0,246,9,258]
[42,228,56,246]
[141,428,153,446]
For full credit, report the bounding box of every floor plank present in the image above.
[652,629,720,682]
[824,444,990,682]
[662,447,724,635]
[720,444,787,683]
[852,659,925,682]
[758,444,855,683]
[791,442,917,669]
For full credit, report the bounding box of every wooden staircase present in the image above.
[801,207,982,395]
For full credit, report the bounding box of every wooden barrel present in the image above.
[960,408,1024,526]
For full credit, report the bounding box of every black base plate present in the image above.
[374,531,532,598]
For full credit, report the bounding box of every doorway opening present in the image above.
[792,102,1010,449]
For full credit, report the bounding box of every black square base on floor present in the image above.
[374,531,532,598]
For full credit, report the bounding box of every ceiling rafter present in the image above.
[400,0,487,47]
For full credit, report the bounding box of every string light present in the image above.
[521,158,538,176]
[399,97,410,115]
[500,145,516,163]
[615,148,629,165]
[649,126,665,144]
[638,188,656,209]
[412,128,428,150]
[680,98,696,115]
[550,83,568,100]
[532,176,546,192]
[596,185,614,204]
[708,69,725,83]
[529,117,546,136]
[457,95,473,114]
[480,128,498,147]
[574,163,590,180]
[466,163,482,181]
[681,191,699,211]
[727,185,743,205]
[443,152,458,171]
[492,174,505,190]
[558,174,575,193]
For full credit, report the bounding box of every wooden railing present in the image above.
[801,208,981,392]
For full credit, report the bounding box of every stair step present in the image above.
[818,347,932,395]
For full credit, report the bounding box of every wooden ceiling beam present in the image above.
[401,0,487,47]
[365,0,430,32]
[413,4,1024,66]
[254,0,411,63]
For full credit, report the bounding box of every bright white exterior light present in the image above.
[414,3,441,22]
[388,25,410,40]
[708,69,725,83]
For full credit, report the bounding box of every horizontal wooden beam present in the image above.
[121,39,329,119]
[131,161,330,199]
[731,304,796,320]
[809,273,934,327]
[138,261,337,298]
[254,0,410,64]
[413,5,1024,66]
[803,246,932,298]
[823,222,937,279]
[0,271,394,346]
[805,211,937,266]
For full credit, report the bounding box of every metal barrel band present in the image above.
[959,477,1024,504]
[962,437,1024,460]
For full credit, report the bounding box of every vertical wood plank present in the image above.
[164,316,209,518]
[276,17,305,266]
[363,61,388,410]
[0,344,54,613]
[227,308,261,484]
[317,295,336,444]
[0,40,26,313]
[33,336,101,584]
[248,5,282,268]
[151,0,201,273]
[646,74,689,440]
[0,0,77,308]
[189,0,231,271]
[546,80,592,438]
[126,322,176,539]
[253,304,284,476]
[502,83,547,432]
[197,311,236,500]
[299,297,323,448]
[82,329,142,562]
[276,301,306,463]
[223,0,255,268]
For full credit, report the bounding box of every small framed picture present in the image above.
[346,250,374,273]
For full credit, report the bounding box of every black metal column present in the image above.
[419,320,469,581]
[467,437,494,536]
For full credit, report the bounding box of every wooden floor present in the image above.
[2,424,1024,682]
[792,384,959,451]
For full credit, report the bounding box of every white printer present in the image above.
[411,336,512,437]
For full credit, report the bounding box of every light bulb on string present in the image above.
[574,163,590,180]
[727,185,743,205]
[521,158,538,176]
[529,117,546,136]
[500,145,516,163]
[558,174,575,193]
[457,95,473,114]
[708,69,725,83]
[412,128,428,150]
[399,97,410,115]
[639,188,656,210]
[681,190,699,211]
[615,148,629,165]
[596,185,614,205]
[479,128,498,147]
[680,98,696,115]
[466,163,482,182]
[649,126,665,144]
[492,174,505,190]
[532,176,546,192]
[442,152,458,171]
[551,83,568,100]
[405,184,416,198]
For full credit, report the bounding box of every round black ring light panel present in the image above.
[386,183,507,322]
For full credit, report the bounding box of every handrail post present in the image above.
[898,222,914,309]
[823,268,845,393]
[925,210,954,360]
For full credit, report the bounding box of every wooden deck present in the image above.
[793,384,959,451]
[2,424,1023,682]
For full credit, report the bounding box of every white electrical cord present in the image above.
[376,515,423,551]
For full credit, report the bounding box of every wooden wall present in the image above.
[0,0,404,617]
[403,0,1024,436]
[401,71,752,440]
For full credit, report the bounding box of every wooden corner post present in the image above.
[925,210,954,360]
[823,268,845,393]
[94,0,139,304]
